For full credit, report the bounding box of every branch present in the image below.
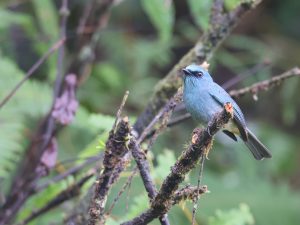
[20,172,94,225]
[88,117,130,225]
[210,0,224,30]
[137,88,183,145]
[0,2,70,223]
[229,67,300,99]
[121,104,234,225]
[133,0,262,136]
[172,185,208,205]
[0,38,65,110]
[106,167,138,215]
[130,138,170,225]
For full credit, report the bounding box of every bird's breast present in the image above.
[183,87,222,124]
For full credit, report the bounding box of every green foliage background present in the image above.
[0,0,300,224]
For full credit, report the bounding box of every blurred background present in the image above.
[0,0,300,224]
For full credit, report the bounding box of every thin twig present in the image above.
[35,154,103,193]
[229,67,300,99]
[0,38,65,110]
[77,1,94,34]
[222,60,271,90]
[106,167,138,215]
[113,90,130,132]
[192,155,205,225]
[144,113,192,141]
[67,0,119,82]
[137,88,183,143]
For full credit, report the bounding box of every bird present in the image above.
[182,64,272,160]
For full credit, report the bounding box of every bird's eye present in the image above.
[196,71,203,77]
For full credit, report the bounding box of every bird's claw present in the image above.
[203,142,213,159]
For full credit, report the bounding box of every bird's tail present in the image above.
[243,128,272,160]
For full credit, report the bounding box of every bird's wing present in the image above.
[209,84,248,141]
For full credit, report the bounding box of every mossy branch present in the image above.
[121,104,233,225]
[88,117,130,225]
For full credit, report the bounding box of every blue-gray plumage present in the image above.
[182,64,272,160]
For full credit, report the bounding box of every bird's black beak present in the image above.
[182,68,192,76]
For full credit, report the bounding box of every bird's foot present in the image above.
[203,140,213,159]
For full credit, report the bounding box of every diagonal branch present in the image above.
[130,138,170,225]
[121,104,234,225]
[0,38,65,110]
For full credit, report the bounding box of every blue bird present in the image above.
[182,64,272,160]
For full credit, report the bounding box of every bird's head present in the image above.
[182,64,213,85]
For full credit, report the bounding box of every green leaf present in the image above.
[17,182,66,222]
[152,149,176,181]
[226,35,268,55]
[224,0,241,10]
[280,78,299,125]
[31,0,59,42]
[216,50,244,69]
[78,133,108,161]
[92,62,123,90]
[127,194,149,219]
[75,113,114,160]
[0,56,51,180]
[0,9,31,31]
[88,113,115,132]
[187,0,212,31]
[209,204,254,225]
[32,0,59,80]
[141,0,174,42]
